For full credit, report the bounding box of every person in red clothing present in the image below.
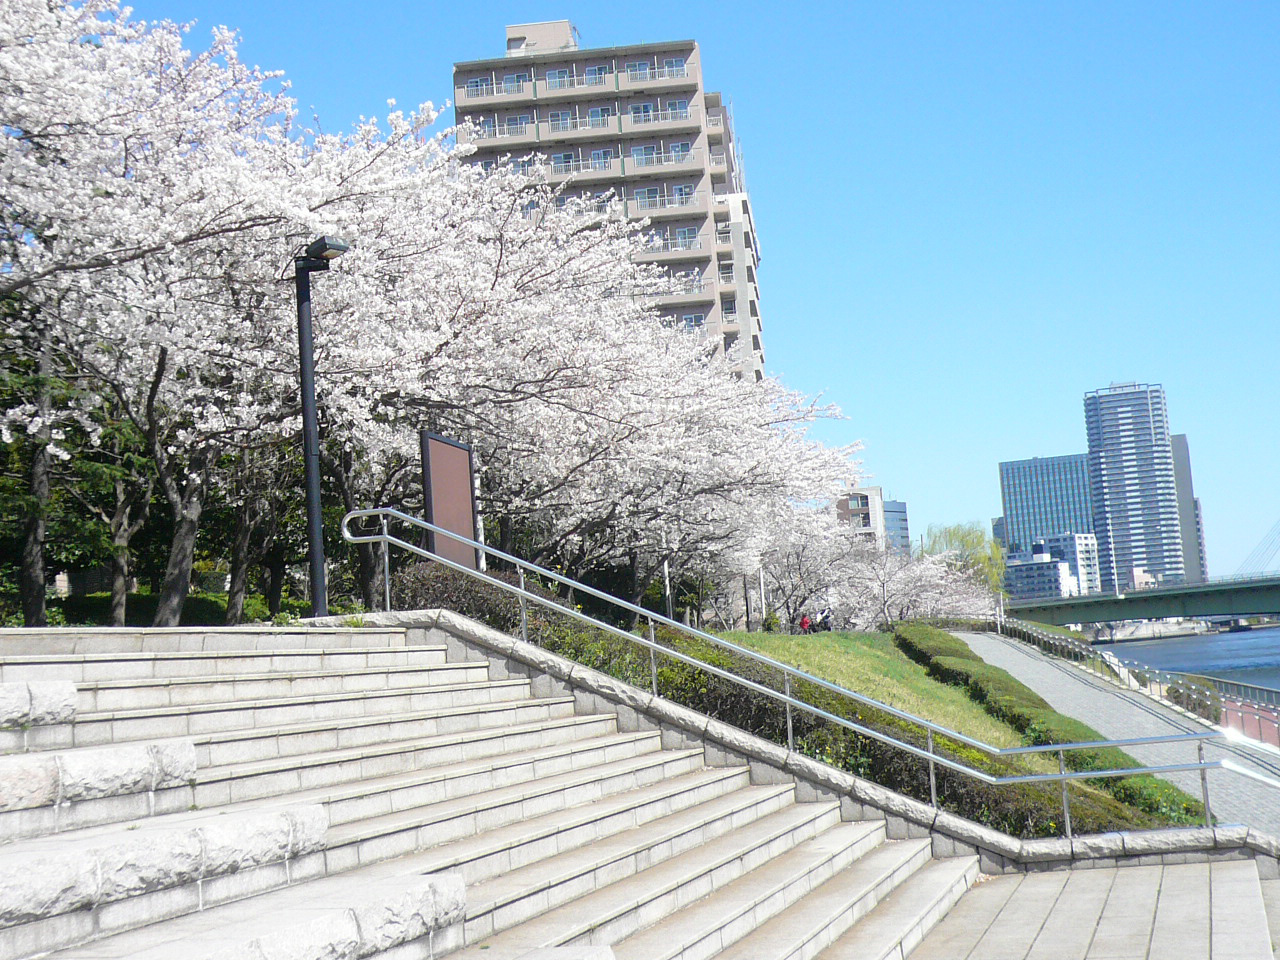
[799,614,811,635]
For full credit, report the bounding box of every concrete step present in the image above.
[73,660,491,712]
[602,823,895,960]
[54,681,563,753]
[706,838,950,960]
[320,748,711,873]
[0,716,626,842]
[0,645,449,684]
[809,855,977,960]
[191,693,579,766]
[452,800,853,956]
[0,627,411,656]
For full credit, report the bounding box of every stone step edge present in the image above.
[197,718,644,790]
[597,820,887,960]
[76,660,488,692]
[326,747,708,846]
[466,799,846,934]
[0,644,446,666]
[0,738,195,814]
[820,855,979,960]
[73,676,532,724]
[707,838,938,960]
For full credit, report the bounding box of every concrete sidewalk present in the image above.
[954,632,1280,838]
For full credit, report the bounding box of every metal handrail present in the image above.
[343,507,1280,837]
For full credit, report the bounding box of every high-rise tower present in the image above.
[452,22,766,379]
[997,454,1094,553]
[1084,383,1185,592]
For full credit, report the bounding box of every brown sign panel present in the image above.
[420,432,479,570]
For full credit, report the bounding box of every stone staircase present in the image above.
[0,620,1273,960]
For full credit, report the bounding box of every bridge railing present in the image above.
[343,506,1280,840]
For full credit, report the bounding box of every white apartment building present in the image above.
[453,21,766,379]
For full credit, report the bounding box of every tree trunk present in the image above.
[20,339,53,628]
[263,553,286,616]
[109,535,129,628]
[21,442,50,627]
[225,510,254,625]
[153,493,202,627]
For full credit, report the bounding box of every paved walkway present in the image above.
[954,632,1280,839]
[912,860,1274,959]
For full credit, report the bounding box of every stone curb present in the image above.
[0,739,197,812]
[312,609,1280,876]
[0,804,328,927]
[0,681,76,728]
[197,870,465,960]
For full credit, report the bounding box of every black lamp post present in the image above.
[295,236,349,617]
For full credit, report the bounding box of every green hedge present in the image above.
[892,623,1205,826]
[401,564,1202,837]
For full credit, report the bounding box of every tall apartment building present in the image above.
[1172,433,1208,583]
[1084,383,1185,593]
[453,21,767,379]
[997,454,1094,553]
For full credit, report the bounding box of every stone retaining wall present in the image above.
[315,609,1280,879]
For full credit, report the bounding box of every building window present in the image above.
[675,226,698,248]
[547,110,572,133]
[590,148,613,170]
[633,186,660,210]
[465,77,493,98]
[669,141,692,161]
[626,60,653,81]
[672,183,694,204]
[587,106,613,128]
[585,64,610,85]
[721,297,737,316]
[666,99,690,119]
[502,73,529,94]
[544,68,569,90]
[631,144,657,166]
[505,114,530,135]
[630,102,655,122]
[682,313,705,330]
[551,152,575,173]
[663,57,687,77]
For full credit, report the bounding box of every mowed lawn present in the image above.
[721,629,1031,752]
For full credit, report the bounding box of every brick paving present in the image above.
[954,632,1280,839]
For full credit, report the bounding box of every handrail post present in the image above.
[380,514,391,613]
[1199,741,1213,827]
[517,568,528,644]
[927,729,938,808]
[784,673,794,752]
[648,620,659,696]
[1059,750,1073,839]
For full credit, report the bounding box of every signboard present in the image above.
[419,431,480,570]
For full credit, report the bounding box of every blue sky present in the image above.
[129,1,1280,573]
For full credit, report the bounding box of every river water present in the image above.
[1099,625,1280,691]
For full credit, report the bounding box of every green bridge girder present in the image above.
[1007,574,1280,626]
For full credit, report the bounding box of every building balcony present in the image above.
[537,115,620,140]
[705,114,726,139]
[541,155,623,182]
[456,78,536,106]
[619,105,701,137]
[709,152,728,175]
[617,64,699,95]
[636,237,710,261]
[624,150,702,177]
[652,279,715,306]
[715,229,733,249]
[628,192,708,219]
[538,73,616,100]
[470,121,540,147]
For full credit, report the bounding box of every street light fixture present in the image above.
[295,235,349,617]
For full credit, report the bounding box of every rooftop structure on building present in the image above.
[1084,383,1185,593]
[453,21,766,379]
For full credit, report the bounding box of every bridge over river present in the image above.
[1008,573,1280,626]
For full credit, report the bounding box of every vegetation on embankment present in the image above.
[891,623,1206,826]
[393,563,1205,839]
